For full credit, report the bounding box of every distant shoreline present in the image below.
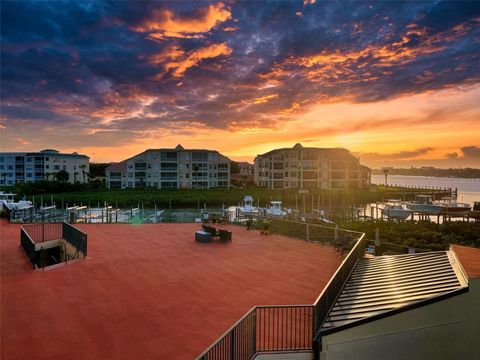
[371,169,480,179]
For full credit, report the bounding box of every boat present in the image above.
[406,195,444,215]
[0,192,33,211]
[381,200,412,220]
[436,197,471,217]
[265,201,287,218]
[239,195,259,215]
[469,202,480,220]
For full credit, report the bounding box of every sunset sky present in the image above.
[1,1,479,168]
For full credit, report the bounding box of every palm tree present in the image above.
[73,172,79,183]
[55,170,69,183]
[382,167,390,186]
[192,164,199,189]
[79,164,87,183]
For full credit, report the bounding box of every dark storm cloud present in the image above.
[461,146,480,159]
[1,0,480,148]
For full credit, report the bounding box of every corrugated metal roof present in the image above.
[321,251,468,332]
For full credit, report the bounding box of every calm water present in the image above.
[371,174,480,206]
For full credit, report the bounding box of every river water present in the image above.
[371,174,480,206]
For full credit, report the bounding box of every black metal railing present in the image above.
[21,223,63,243]
[200,308,256,360]
[20,226,36,268]
[257,305,313,352]
[62,222,87,257]
[19,222,87,268]
[197,223,366,360]
[198,305,314,360]
[313,232,366,333]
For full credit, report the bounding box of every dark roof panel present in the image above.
[321,251,468,332]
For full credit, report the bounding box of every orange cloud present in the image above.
[149,44,185,65]
[261,18,477,86]
[15,137,31,146]
[152,43,232,78]
[253,93,279,104]
[132,2,231,39]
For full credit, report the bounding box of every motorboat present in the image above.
[239,195,259,215]
[265,201,287,218]
[469,202,480,220]
[0,192,33,211]
[436,197,471,217]
[0,191,16,210]
[406,195,443,215]
[381,200,412,220]
[13,199,33,210]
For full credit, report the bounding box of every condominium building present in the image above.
[254,143,370,190]
[236,162,254,176]
[105,145,230,189]
[0,149,90,185]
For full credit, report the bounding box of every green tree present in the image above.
[55,170,70,183]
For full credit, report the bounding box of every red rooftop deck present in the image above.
[1,220,342,359]
[452,244,480,279]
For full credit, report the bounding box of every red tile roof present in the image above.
[451,244,480,279]
[0,220,341,359]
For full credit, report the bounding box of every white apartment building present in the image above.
[254,143,370,190]
[0,149,90,185]
[105,145,230,189]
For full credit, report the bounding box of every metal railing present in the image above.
[198,305,314,360]
[20,226,36,268]
[201,308,256,360]
[257,305,313,352]
[62,222,87,257]
[21,223,63,243]
[19,222,87,268]
[10,208,226,224]
[197,223,365,360]
[313,232,366,334]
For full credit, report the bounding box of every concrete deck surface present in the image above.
[1,220,341,359]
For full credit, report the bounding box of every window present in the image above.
[192,152,208,162]
[161,152,177,161]
[63,165,67,170]
[54,165,60,170]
